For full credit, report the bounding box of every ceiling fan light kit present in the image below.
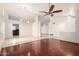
[40,3,63,16]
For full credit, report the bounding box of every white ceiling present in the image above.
[1,3,78,20]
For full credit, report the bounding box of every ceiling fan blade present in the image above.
[53,10,63,13]
[49,5,55,13]
[39,11,48,13]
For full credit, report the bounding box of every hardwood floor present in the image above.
[0,38,79,56]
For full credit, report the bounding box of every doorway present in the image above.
[12,24,19,37]
[40,23,49,37]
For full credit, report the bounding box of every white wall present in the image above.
[5,20,32,39]
[38,4,79,43]
[0,3,79,46]
[0,4,5,50]
[49,16,75,33]
[49,4,79,43]
[56,13,79,43]
[32,16,40,37]
[20,22,32,37]
[49,16,76,40]
[0,4,33,40]
[5,21,12,39]
[0,22,5,50]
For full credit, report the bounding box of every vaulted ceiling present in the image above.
[1,3,78,20]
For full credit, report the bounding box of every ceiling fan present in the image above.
[40,3,63,16]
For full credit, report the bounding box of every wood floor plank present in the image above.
[0,38,79,56]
